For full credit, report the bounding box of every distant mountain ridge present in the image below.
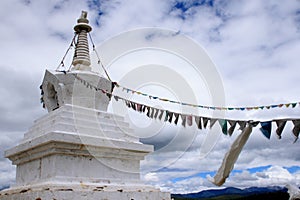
[0,185,9,191]
[172,186,289,199]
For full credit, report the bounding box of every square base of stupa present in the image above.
[0,105,170,200]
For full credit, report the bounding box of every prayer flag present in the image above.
[174,113,179,125]
[125,100,131,108]
[142,105,147,112]
[187,115,193,126]
[203,117,209,129]
[238,121,247,131]
[250,121,260,127]
[195,116,202,129]
[181,114,187,127]
[154,109,160,119]
[274,120,287,139]
[292,120,300,143]
[136,104,142,112]
[164,110,169,122]
[219,119,228,135]
[168,112,174,123]
[260,121,272,139]
[150,108,155,118]
[210,118,217,129]
[131,102,136,110]
[146,107,151,117]
[228,120,237,136]
[158,110,164,120]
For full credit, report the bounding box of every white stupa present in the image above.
[0,11,170,200]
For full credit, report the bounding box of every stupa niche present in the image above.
[0,11,170,200]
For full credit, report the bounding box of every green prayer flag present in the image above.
[218,119,228,135]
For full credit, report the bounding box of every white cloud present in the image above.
[147,165,300,194]
[226,165,300,188]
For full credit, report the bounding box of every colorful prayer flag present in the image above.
[187,115,193,126]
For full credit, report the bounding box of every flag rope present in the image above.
[114,82,300,111]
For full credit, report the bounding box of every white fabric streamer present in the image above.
[210,123,253,186]
[286,184,300,200]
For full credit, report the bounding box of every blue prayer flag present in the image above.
[260,121,272,139]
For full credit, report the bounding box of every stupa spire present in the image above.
[71,11,92,71]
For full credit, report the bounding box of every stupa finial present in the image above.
[71,11,92,71]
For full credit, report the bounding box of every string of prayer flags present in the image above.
[72,73,300,143]
[67,73,300,114]
[115,82,300,112]
[123,98,299,143]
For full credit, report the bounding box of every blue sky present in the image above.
[171,165,300,182]
[0,0,300,194]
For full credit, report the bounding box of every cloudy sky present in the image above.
[1,0,300,194]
